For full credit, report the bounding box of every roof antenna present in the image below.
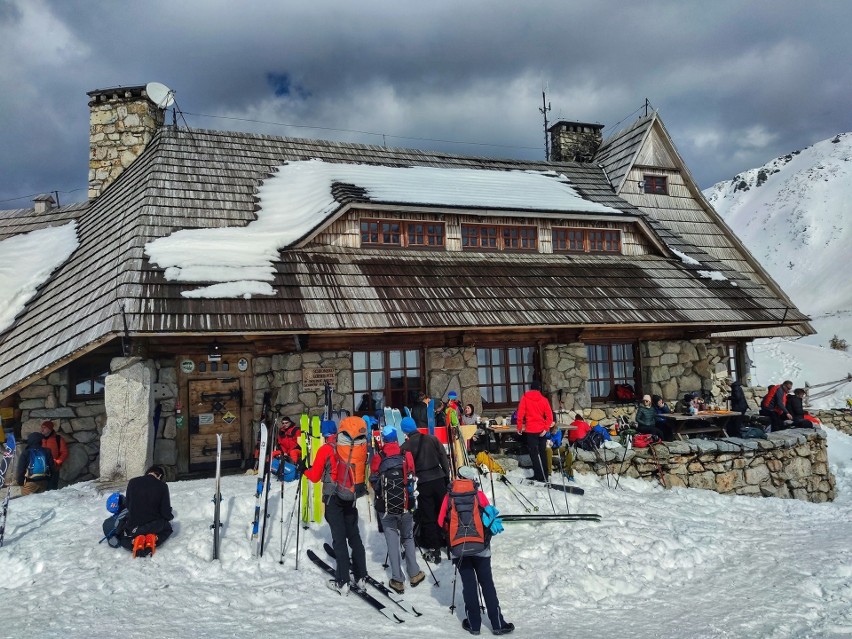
[645,98,650,117]
[540,86,552,161]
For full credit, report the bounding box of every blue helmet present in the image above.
[320,420,337,438]
[106,492,123,514]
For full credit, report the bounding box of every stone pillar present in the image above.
[99,357,156,482]
[426,346,479,409]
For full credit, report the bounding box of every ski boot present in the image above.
[132,534,149,558]
[145,533,157,556]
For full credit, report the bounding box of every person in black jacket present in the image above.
[399,416,449,563]
[411,392,430,429]
[727,380,748,437]
[787,388,813,428]
[120,465,174,550]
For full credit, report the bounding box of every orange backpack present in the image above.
[446,478,487,557]
[331,417,368,501]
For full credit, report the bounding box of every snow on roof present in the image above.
[144,160,621,298]
[0,222,78,334]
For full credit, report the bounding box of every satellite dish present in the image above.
[145,82,175,109]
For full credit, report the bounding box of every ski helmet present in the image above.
[106,491,123,514]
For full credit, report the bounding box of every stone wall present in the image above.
[571,427,834,502]
[812,409,852,436]
[17,370,106,485]
[426,346,478,410]
[640,339,729,403]
[253,351,353,419]
[541,343,589,412]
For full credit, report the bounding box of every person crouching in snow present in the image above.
[439,465,514,636]
[370,426,425,594]
[123,465,174,554]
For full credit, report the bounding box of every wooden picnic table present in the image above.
[664,411,742,440]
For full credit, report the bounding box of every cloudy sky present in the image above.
[1,0,851,207]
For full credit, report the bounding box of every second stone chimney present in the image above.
[33,194,56,214]
[88,85,165,199]
[548,121,604,163]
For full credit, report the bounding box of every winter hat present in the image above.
[447,390,458,400]
[530,380,542,391]
[26,431,43,447]
[381,426,398,443]
[40,420,55,431]
[401,416,418,434]
[642,394,652,403]
[320,420,337,438]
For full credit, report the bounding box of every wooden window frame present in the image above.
[69,358,110,401]
[461,223,538,252]
[553,227,621,254]
[643,175,668,195]
[586,342,640,402]
[352,349,423,417]
[360,218,445,249]
[722,341,741,383]
[476,345,540,409]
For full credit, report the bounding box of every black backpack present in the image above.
[377,452,413,515]
[576,430,605,451]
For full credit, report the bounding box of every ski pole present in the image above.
[278,478,285,560]
[476,575,485,613]
[553,448,571,512]
[498,475,531,513]
[293,474,304,569]
[279,478,301,565]
[449,558,460,613]
[500,475,538,512]
[613,434,632,491]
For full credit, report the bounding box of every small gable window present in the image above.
[70,359,110,401]
[643,175,667,195]
[361,219,444,248]
[462,224,537,251]
[553,228,621,254]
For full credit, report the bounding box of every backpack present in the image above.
[760,385,779,410]
[331,416,368,501]
[739,426,768,440]
[26,449,50,480]
[614,384,636,401]
[576,429,605,451]
[377,451,414,514]
[633,433,659,448]
[445,478,487,557]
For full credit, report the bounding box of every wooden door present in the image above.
[188,377,243,471]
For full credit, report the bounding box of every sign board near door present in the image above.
[303,367,336,390]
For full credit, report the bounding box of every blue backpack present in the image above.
[26,449,50,480]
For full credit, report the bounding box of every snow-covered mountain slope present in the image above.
[704,132,852,408]
[704,132,852,348]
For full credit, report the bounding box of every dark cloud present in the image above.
[2,0,852,205]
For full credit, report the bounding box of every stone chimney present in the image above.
[33,193,56,214]
[87,85,165,199]
[548,121,604,163]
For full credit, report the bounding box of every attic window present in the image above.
[643,175,667,195]
[69,359,110,401]
[461,224,537,251]
[360,219,444,248]
[553,228,621,253]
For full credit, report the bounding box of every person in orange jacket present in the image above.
[516,381,553,482]
[40,421,68,490]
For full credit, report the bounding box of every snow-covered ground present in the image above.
[2,428,852,639]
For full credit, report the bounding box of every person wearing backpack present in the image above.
[399,415,449,565]
[302,415,369,595]
[516,380,553,482]
[370,426,425,593]
[438,466,514,636]
[16,432,55,496]
[760,381,793,432]
[39,420,68,490]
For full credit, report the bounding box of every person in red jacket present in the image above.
[516,381,553,482]
[40,421,68,490]
[760,380,793,433]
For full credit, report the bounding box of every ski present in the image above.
[250,421,269,556]
[501,513,601,522]
[212,433,222,560]
[306,549,404,623]
[519,479,585,496]
[324,542,422,617]
[259,406,279,556]
[0,434,16,547]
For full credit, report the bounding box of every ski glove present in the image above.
[482,505,504,535]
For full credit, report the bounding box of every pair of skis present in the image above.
[307,543,423,624]
[212,433,222,560]
[0,434,16,547]
[502,512,601,523]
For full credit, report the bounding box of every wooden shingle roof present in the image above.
[0,127,810,397]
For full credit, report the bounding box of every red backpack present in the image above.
[445,478,487,557]
[614,384,636,401]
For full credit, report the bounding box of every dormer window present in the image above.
[461,224,537,251]
[643,175,667,195]
[554,228,621,253]
[360,218,444,248]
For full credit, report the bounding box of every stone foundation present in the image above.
[571,427,834,502]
